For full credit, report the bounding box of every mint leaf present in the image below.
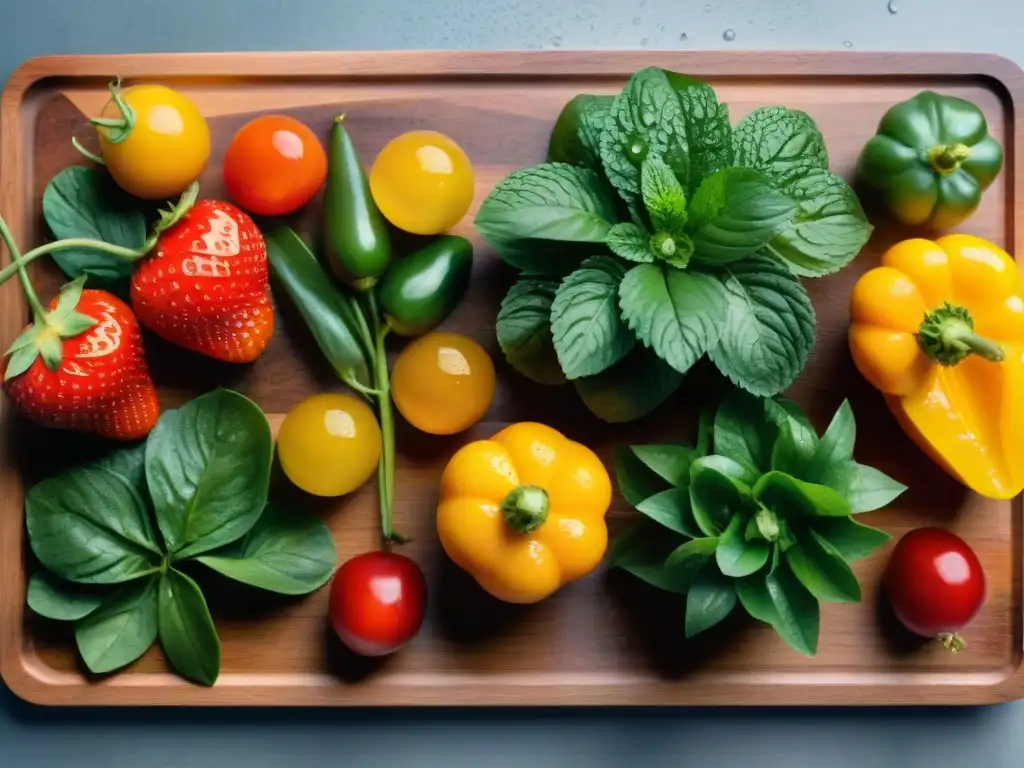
[673,79,733,194]
[475,163,618,245]
[607,222,654,263]
[685,562,737,637]
[765,168,873,278]
[548,94,612,173]
[599,67,690,205]
[641,154,688,233]
[574,346,683,423]
[706,255,815,397]
[551,256,634,379]
[785,529,861,603]
[490,239,591,278]
[737,558,820,656]
[619,263,728,375]
[688,168,798,265]
[635,487,703,537]
[717,513,770,578]
[732,106,828,185]
[713,389,778,475]
[496,279,566,386]
[819,461,907,514]
[812,517,892,562]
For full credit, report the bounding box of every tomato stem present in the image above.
[71,136,107,166]
[88,78,137,144]
[938,632,966,653]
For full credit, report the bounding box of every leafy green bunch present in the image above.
[24,389,337,686]
[477,68,873,423]
[610,390,905,656]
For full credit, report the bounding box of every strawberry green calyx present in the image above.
[150,182,200,239]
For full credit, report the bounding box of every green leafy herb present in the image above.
[716,513,770,577]
[27,571,109,622]
[812,517,893,563]
[157,568,221,686]
[629,444,701,486]
[496,278,566,385]
[685,562,737,637]
[640,155,689,233]
[635,487,702,538]
[75,576,159,675]
[732,106,828,185]
[573,345,683,423]
[606,222,655,263]
[672,79,734,195]
[785,529,861,603]
[664,536,719,590]
[737,556,820,656]
[548,94,612,173]
[608,521,687,593]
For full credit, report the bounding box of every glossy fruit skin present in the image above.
[324,116,392,290]
[378,235,473,337]
[130,199,274,363]
[223,115,327,216]
[4,290,159,440]
[390,331,495,435]
[884,527,986,639]
[98,84,210,200]
[277,393,382,498]
[369,130,475,235]
[329,551,427,657]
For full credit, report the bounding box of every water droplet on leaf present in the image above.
[633,16,642,25]
[843,39,853,48]
[723,28,736,41]
[887,0,898,13]
[641,37,650,46]
[551,36,563,47]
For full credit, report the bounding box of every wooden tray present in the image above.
[1,51,1023,707]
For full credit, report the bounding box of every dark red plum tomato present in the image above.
[328,551,428,657]
[883,527,986,652]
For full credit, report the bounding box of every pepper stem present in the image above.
[928,143,971,175]
[501,485,550,534]
[938,632,966,653]
[917,302,1004,366]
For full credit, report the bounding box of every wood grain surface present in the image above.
[1,51,1022,706]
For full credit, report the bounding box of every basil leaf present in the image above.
[75,575,159,674]
[635,487,702,537]
[475,163,618,245]
[665,536,719,591]
[770,421,814,477]
[146,389,273,560]
[685,562,737,637]
[196,503,337,595]
[26,445,162,584]
[764,168,873,278]
[818,461,907,514]
[697,454,760,486]
[158,568,220,686]
[688,168,798,265]
[614,446,672,506]
[619,263,728,375]
[737,558,820,656]
[551,256,635,379]
[786,529,862,603]
[802,399,856,479]
[629,444,701,486]
[574,345,683,423]
[607,222,655,263]
[672,79,733,195]
[609,521,687,593]
[812,517,892,562]
[732,106,828,186]
[600,67,690,205]
[490,239,590,278]
[27,571,109,621]
[713,389,778,475]
[496,278,566,385]
[41,166,145,281]
[706,255,815,397]
[640,155,688,233]
[548,94,612,173]
[754,471,852,518]
[717,513,770,577]
[689,457,749,536]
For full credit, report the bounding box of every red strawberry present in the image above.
[130,199,274,363]
[4,280,159,441]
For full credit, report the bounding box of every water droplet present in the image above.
[703,3,712,12]
[843,39,853,48]
[640,0,647,6]
[722,28,736,41]
[551,35,563,47]
[633,16,642,25]
[679,31,689,41]
[657,22,666,31]
[887,0,898,12]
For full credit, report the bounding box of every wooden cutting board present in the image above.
[1,50,1022,706]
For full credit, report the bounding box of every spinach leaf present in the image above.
[785,529,861,603]
[146,389,273,560]
[196,503,337,595]
[685,562,737,637]
[158,568,220,686]
[614,446,672,506]
[548,94,612,173]
[475,163,618,245]
[818,461,907,514]
[640,155,688,233]
[75,575,159,674]
[606,222,654,263]
[771,419,818,477]
[619,263,728,375]
[689,457,749,536]
[688,168,797,265]
[736,558,819,656]
[706,254,815,397]
[764,168,873,278]
[812,517,892,563]
[26,444,162,584]
[609,521,687,593]
[551,256,635,379]
[732,106,828,185]
[629,444,701,486]
[27,571,108,621]
[716,513,769,578]
[599,67,690,205]
[664,536,719,591]
[673,80,733,194]
[754,471,852,518]
[697,454,760,486]
[41,166,146,281]
[805,400,856,476]
[574,345,683,423]
[713,389,778,475]
[496,278,566,385]
[635,487,702,537]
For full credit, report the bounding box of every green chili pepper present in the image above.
[263,221,375,394]
[323,115,392,291]
[378,235,473,337]
[857,90,1004,230]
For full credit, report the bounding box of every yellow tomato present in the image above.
[95,84,210,200]
[391,332,495,435]
[369,130,474,235]
[277,393,382,497]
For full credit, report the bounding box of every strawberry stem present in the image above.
[0,238,146,288]
[0,216,46,319]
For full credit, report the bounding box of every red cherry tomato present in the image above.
[222,115,327,215]
[884,527,986,651]
[328,551,427,657]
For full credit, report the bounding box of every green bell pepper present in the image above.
[857,90,1003,230]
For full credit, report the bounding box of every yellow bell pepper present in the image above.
[436,422,611,604]
[848,234,1024,499]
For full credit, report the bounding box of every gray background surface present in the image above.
[1,1,1022,765]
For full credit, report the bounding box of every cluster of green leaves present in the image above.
[24,389,337,685]
[479,68,872,423]
[610,390,904,656]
